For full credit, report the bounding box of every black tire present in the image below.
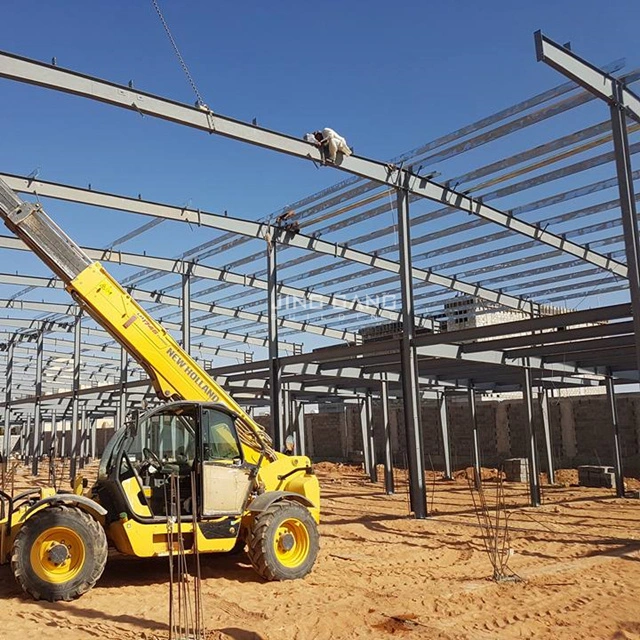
[11,505,108,601]
[247,501,319,581]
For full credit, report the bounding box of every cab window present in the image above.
[122,407,197,471]
[202,408,241,461]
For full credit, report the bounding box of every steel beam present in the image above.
[535,32,640,376]
[397,186,427,518]
[0,270,356,345]
[535,31,640,123]
[380,378,394,494]
[0,233,394,338]
[0,52,620,285]
[0,172,530,317]
[0,290,296,352]
[605,375,625,497]
[522,366,541,506]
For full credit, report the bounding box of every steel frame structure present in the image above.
[1,33,638,513]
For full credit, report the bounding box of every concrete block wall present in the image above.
[10,392,636,477]
[298,392,640,476]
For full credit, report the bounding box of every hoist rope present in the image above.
[150,0,208,108]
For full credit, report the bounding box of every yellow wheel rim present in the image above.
[273,517,310,568]
[30,526,86,584]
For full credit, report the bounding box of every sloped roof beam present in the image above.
[0,171,522,316]
[0,298,296,352]
[0,271,358,344]
[0,51,622,282]
[535,31,640,124]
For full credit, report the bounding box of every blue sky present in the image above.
[0,1,639,354]
[1,1,638,215]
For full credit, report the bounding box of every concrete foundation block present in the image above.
[503,457,529,482]
[578,465,616,488]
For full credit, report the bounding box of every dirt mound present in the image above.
[452,466,504,482]
[554,468,580,487]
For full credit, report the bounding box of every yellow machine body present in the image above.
[0,178,321,599]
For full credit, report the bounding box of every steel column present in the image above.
[24,414,32,464]
[18,417,25,459]
[397,186,427,518]
[31,327,44,475]
[79,408,87,469]
[182,270,191,355]
[359,399,371,475]
[90,416,97,459]
[267,238,283,451]
[294,400,306,456]
[535,33,640,376]
[282,386,291,448]
[119,346,128,428]
[70,312,81,480]
[380,378,395,494]
[539,387,555,484]
[50,410,57,458]
[522,367,541,506]
[439,390,453,480]
[468,387,481,488]
[605,375,625,498]
[3,338,14,464]
[365,391,377,483]
[610,86,640,376]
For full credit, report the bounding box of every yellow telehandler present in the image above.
[0,177,320,601]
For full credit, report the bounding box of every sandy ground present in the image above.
[1,460,639,640]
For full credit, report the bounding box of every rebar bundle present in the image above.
[468,470,521,583]
[165,473,204,639]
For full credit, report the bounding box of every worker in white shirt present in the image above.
[308,128,352,164]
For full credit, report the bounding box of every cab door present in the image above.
[199,407,254,516]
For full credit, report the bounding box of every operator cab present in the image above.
[94,401,256,523]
